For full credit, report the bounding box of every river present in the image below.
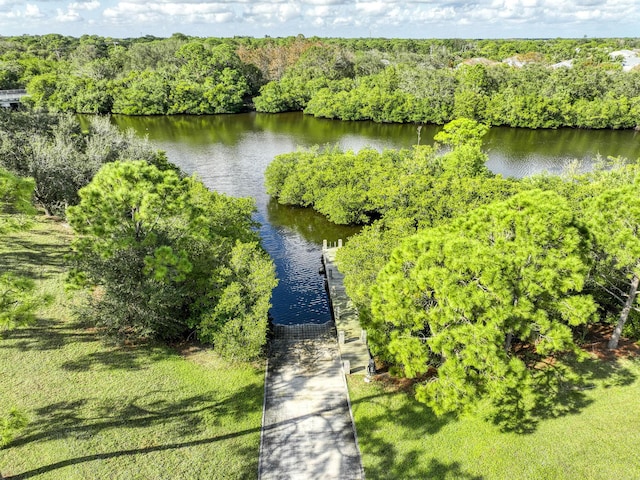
[111,112,640,325]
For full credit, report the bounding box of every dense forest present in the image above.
[2,34,640,128]
[266,118,640,418]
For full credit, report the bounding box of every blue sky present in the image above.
[0,0,637,39]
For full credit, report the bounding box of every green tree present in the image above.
[24,72,58,110]
[584,184,640,349]
[169,42,250,114]
[0,167,35,220]
[336,217,416,320]
[0,113,166,216]
[0,167,38,331]
[369,190,596,416]
[0,408,28,447]
[453,64,493,120]
[67,161,276,358]
[433,117,489,149]
[48,74,112,113]
[111,69,169,115]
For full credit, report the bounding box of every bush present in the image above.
[0,408,28,447]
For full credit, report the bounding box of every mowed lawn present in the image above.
[0,218,265,480]
[349,353,640,480]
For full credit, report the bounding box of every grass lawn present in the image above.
[349,353,640,480]
[0,217,265,480]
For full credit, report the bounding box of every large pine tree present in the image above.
[369,190,596,415]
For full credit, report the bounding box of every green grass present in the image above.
[1,217,265,479]
[349,356,640,480]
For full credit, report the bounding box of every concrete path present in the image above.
[259,329,365,480]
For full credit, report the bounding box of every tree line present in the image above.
[0,111,276,361]
[266,119,640,422]
[2,34,640,128]
[257,49,640,129]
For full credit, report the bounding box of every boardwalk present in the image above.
[322,242,373,375]
[258,240,370,479]
[259,327,364,480]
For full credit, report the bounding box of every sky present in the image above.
[0,0,638,39]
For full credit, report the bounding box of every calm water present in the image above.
[112,113,640,325]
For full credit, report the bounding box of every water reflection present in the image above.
[266,199,361,245]
[485,126,640,177]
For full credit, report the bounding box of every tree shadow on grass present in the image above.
[415,459,484,480]
[5,435,258,480]
[0,318,96,351]
[1,317,170,371]
[350,388,481,479]
[7,382,264,449]
[60,345,172,371]
[489,354,637,434]
[352,354,638,477]
[0,233,70,281]
[3,382,264,479]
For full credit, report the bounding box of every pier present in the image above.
[259,328,364,479]
[322,239,373,376]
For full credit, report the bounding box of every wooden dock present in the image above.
[322,240,373,375]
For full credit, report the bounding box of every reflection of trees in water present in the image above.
[266,198,360,245]
[110,113,257,147]
[111,111,423,150]
[254,112,425,148]
[108,113,640,173]
[485,126,640,163]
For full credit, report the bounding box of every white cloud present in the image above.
[24,3,45,18]
[69,1,100,10]
[244,1,302,24]
[355,1,387,16]
[574,8,602,20]
[56,6,82,21]
[307,5,330,17]
[0,10,18,19]
[103,1,238,25]
[332,14,354,26]
[277,3,301,21]
[301,0,348,5]
[411,6,457,23]
[53,0,99,22]
[0,0,639,39]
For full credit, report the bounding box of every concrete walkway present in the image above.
[259,328,365,480]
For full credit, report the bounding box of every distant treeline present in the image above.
[2,34,640,128]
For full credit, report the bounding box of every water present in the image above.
[484,126,640,177]
[112,113,640,325]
